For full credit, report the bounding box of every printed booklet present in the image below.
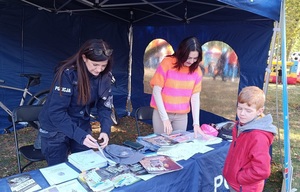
[141,134,178,147]
[160,131,194,143]
[139,155,183,174]
[7,173,41,192]
[39,162,79,186]
[68,149,108,171]
[139,131,195,151]
[38,179,88,192]
[78,163,147,192]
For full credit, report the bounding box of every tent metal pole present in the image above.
[279,0,292,191]
[132,2,182,23]
[56,0,73,11]
[263,21,279,97]
[143,0,182,20]
[127,24,133,116]
[75,0,130,22]
[21,0,52,12]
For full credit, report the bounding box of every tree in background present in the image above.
[285,0,300,58]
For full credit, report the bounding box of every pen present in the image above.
[94,142,116,166]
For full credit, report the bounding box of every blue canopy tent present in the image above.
[0,0,280,127]
[0,0,292,190]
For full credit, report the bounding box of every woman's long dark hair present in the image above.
[170,36,202,74]
[53,39,113,105]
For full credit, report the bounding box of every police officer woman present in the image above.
[39,39,114,166]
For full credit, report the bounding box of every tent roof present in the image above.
[5,0,280,25]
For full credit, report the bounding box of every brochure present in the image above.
[39,179,88,192]
[78,163,145,192]
[139,155,183,174]
[68,149,108,171]
[141,134,178,147]
[161,131,194,143]
[39,162,79,185]
[7,173,41,192]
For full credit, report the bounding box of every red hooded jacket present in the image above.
[223,114,276,192]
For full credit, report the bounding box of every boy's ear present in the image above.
[257,107,264,116]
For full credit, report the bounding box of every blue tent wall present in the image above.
[0,1,279,133]
[0,5,129,133]
[131,21,274,128]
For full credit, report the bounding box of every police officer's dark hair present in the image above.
[54,39,113,105]
[166,36,202,74]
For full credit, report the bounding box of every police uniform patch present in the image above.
[104,95,113,108]
[54,86,72,93]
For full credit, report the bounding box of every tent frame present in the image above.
[20,0,236,24]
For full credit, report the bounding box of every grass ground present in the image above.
[264,83,300,191]
[0,79,299,191]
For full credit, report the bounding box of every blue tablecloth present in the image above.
[115,141,231,192]
[0,141,230,192]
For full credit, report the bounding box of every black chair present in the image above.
[135,106,153,136]
[12,105,45,173]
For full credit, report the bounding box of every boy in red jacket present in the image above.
[223,86,277,192]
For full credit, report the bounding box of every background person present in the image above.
[39,39,114,166]
[213,51,227,81]
[223,86,277,192]
[277,66,282,84]
[227,50,238,81]
[150,36,205,138]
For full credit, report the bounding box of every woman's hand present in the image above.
[98,132,109,148]
[193,124,205,138]
[163,119,173,135]
[83,134,98,148]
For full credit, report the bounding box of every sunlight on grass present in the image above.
[266,83,300,191]
[275,128,300,145]
[276,129,300,142]
[201,77,239,120]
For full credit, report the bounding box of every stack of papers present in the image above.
[156,135,222,161]
[139,155,183,174]
[141,134,178,147]
[161,131,194,143]
[68,149,108,171]
[138,131,222,153]
[78,165,142,192]
[39,163,79,185]
[39,179,88,192]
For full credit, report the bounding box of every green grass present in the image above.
[264,84,300,191]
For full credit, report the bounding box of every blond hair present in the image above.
[238,86,265,110]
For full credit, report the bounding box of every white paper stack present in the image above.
[68,149,108,172]
[39,163,79,186]
[39,179,88,192]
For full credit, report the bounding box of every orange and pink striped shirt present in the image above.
[150,57,202,114]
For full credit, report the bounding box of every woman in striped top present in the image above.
[150,36,205,138]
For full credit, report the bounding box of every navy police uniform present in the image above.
[39,67,113,165]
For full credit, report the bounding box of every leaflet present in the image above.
[39,163,79,185]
